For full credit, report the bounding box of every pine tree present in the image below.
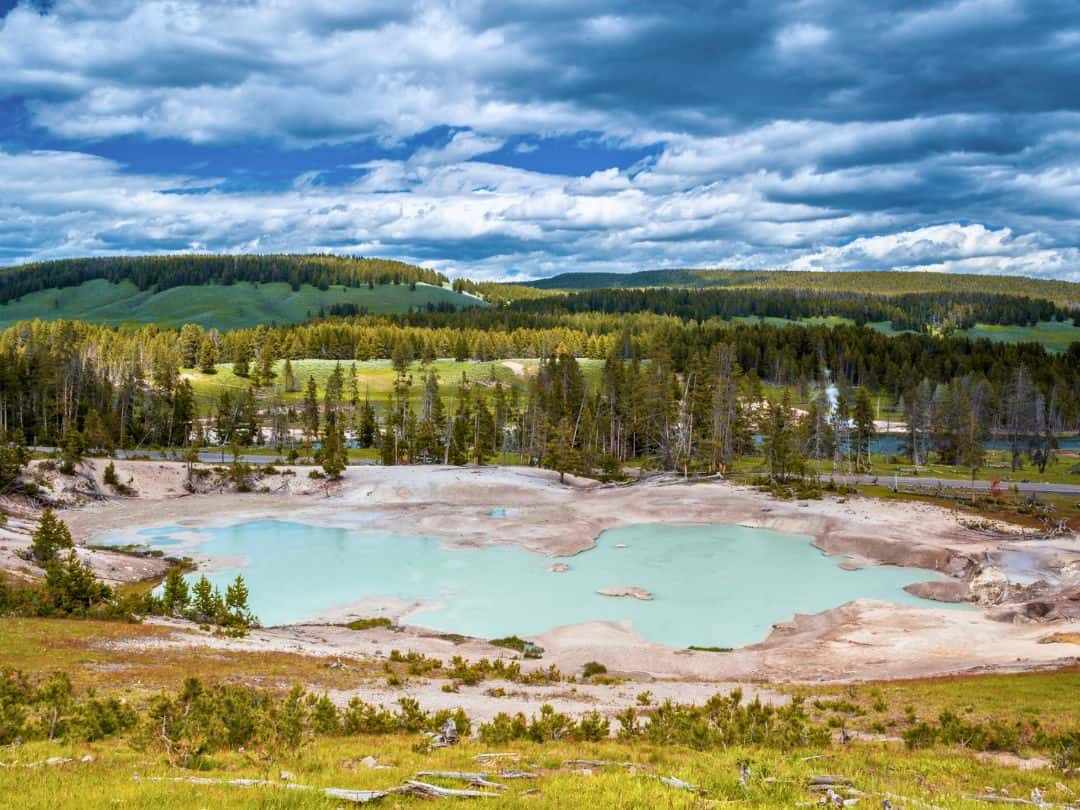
[31,508,74,564]
[59,429,83,475]
[0,431,30,494]
[178,324,203,368]
[83,409,113,453]
[852,388,876,472]
[232,339,252,378]
[303,376,320,440]
[45,550,111,614]
[357,397,376,448]
[198,335,218,374]
[256,337,276,387]
[162,568,190,616]
[192,575,217,622]
[283,358,298,393]
[321,414,348,480]
[379,421,397,466]
[761,390,802,482]
[225,575,253,625]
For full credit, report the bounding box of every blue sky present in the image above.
[0,1,1078,280]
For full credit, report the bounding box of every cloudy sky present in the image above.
[1,0,1078,281]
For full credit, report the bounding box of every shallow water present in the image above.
[99,520,954,648]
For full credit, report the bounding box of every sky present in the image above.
[0,0,1078,281]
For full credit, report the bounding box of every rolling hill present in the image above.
[0,279,485,331]
[523,267,1080,304]
[0,254,486,329]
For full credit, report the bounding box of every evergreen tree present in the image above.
[303,376,320,440]
[225,575,253,625]
[356,397,377,448]
[283,358,298,393]
[0,431,30,494]
[178,324,204,368]
[45,550,112,614]
[83,409,113,454]
[761,391,803,482]
[321,413,348,480]
[852,388,876,472]
[232,338,252,378]
[31,508,74,564]
[191,576,218,623]
[59,429,83,475]
[198,335,219,374]
[162,568,191,616]
[255,334,276,386]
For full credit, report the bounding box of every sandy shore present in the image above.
[3,460,1078,691]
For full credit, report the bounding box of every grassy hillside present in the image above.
[0,279,486,330]
[525,268,1080,304]
[963,319,1080,351]
[728,314,1079,350]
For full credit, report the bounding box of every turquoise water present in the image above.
[100,520,952,648]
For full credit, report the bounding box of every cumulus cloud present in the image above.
[0,0,1077,280]
[788,224,1080,280]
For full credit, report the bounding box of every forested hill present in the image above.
[524,268,1080,304]
[0,255,486,330]
[0,254,448,303]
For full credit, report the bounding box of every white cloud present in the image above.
[0,2,1077,281]
[787,223,1080,281]
[2,146,1074,282]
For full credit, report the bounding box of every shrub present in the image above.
[582,661,607,679]
[346,617,393,631]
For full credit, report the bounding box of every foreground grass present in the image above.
[1,619,1079,807]
[802,669,1080,737]
[2,732,1078,808]
[0,618,385,695]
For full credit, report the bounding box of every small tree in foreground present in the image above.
[31,508,73,565]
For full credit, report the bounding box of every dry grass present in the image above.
[0,618,382,695]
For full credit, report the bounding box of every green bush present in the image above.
[582,661,608,679]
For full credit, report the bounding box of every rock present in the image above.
[80,755,94,763]
[904,580,970,603]
[360,756,379,769]
[279,770,295,781]
[548,563,570,573]
[969,567,1015,605]
[597,587,654,601]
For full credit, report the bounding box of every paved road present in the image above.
[32,447,376,466]
[824,473,1080,496]
[31,448,1080,494]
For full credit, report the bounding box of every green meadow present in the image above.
[962,320,1080,352]
[185,357,607,408]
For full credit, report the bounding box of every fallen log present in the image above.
[132,775,390,804]
[963,795,1075,808]
[416,771,508,790]
[811,775,854,786]
[402,780,501,799]
[658,775,706,794]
